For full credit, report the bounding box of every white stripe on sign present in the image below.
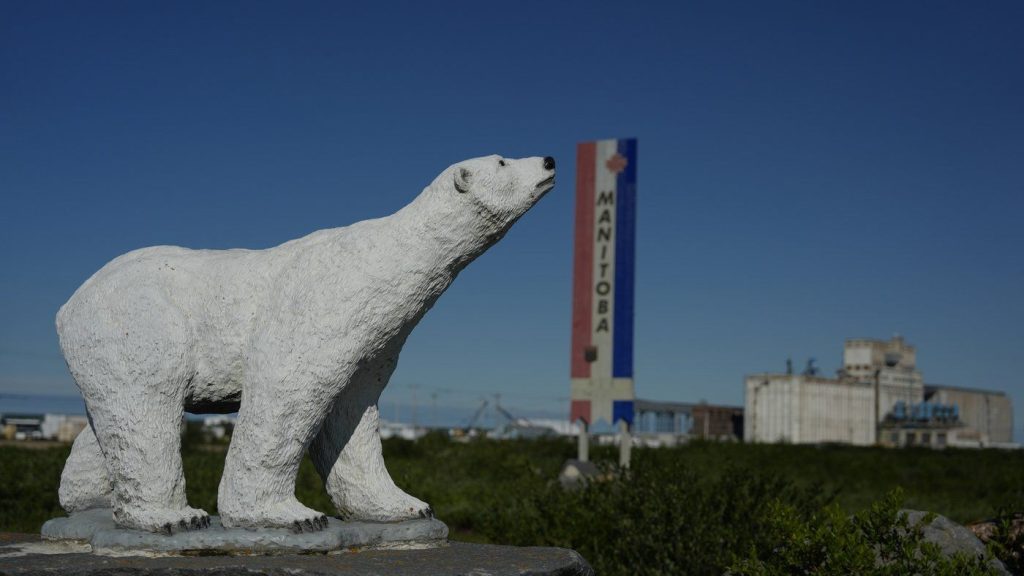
[590,139,617,384]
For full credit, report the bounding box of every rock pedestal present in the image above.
[40,509,447,555]
[1,532,593,576]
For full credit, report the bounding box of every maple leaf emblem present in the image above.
[606,153,628,174]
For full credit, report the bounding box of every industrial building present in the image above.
[745,375,875,445]
[744,336,1015,448]
[925,385,1014,447]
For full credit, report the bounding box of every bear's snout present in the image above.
[543,156,555,171]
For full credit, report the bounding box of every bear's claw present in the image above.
[168,512,210,533]
[291,514,329,533]
[189,514,210,530]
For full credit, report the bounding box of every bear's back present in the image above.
[55,219,397,339]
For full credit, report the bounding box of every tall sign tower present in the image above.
[570,138,637,464]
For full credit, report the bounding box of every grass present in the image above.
[1,433,1021,574]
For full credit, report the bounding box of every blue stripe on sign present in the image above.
[612,138,636,378]
[613,400,635,425]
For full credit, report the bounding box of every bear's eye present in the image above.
[498,159,506,167]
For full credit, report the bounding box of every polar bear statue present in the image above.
[55,154,556,533]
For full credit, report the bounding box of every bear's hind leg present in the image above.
[310,359,432,522]
[87,394,209,534]
[59,424,112,512]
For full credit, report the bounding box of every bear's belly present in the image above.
[185,376,243,414]
[183,341,248,414]
[186,395,241,414]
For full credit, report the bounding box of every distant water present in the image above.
[0,392,571,429]
[0,393,86,416]
[0,393,209,420]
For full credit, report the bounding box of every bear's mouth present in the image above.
[535,175,555,191]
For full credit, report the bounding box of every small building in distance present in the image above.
[1,413,44,440]
[1,413,87,442]
[691,403,744,441]
[45,414,89,443]
[202,415,236,440]
[632,399,743,444]
[744,336,1015,449]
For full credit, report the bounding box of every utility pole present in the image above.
[874,368,881,445]
[618,420,631,468]
[577,420,589,462]
[430,392,437,429]
[494,393,501,429]
[409,383,419,428]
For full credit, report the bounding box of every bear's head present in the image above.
[448,155,556,234]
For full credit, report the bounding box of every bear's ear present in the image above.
[454,167,472,194]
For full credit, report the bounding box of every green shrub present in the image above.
[986,505,1024,575]
[474,456,832,576]
[0,445,70,533]
[730,490,1001,575]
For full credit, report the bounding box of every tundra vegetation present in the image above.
[1,429,1021,575]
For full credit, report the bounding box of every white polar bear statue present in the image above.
[55,154,556,534]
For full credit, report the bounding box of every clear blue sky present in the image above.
[2,1,1022,437]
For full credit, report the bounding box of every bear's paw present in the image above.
[113,505,211,534]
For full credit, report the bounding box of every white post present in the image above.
[618,420,631,468]
[577,420,589,462]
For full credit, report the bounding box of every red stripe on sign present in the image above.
[570,400,591,425]
[571,142,596,378]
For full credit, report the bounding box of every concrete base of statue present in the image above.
[1,526,593,576]
[36,508,447,555]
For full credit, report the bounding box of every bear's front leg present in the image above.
[310,359,433,522]
[217,373,330,532]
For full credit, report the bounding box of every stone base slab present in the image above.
[0,534,593,576]
[39,508,447,555]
